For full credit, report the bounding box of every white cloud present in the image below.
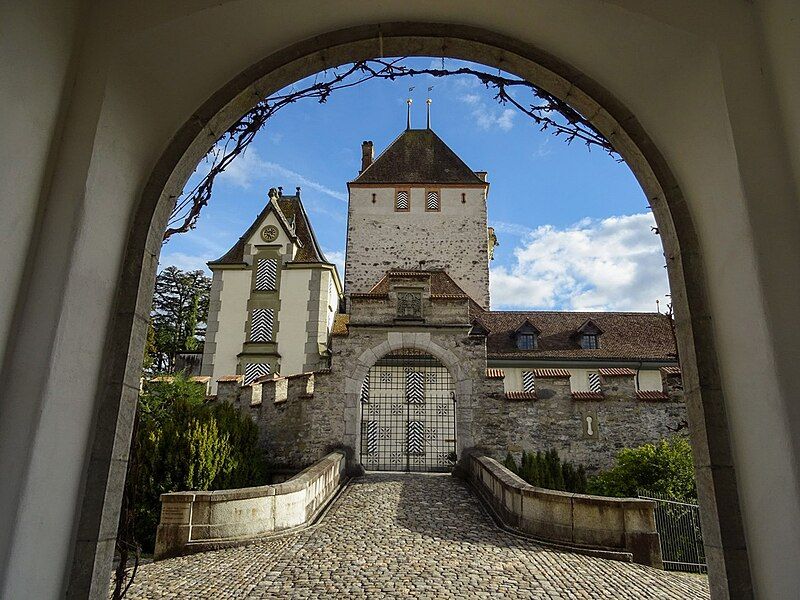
[323,248,346,279]
[490,213,669,311]
[218,147,347,202]
[459,93,515,132]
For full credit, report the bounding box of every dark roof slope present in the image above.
[210,193,330,265]
[351,129,484,185]
[474,310,677,361]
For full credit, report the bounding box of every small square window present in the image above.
[425,189,440,211]
[581,334,599,349]
[395,189,410,211]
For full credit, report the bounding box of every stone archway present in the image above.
[70,22,750,598]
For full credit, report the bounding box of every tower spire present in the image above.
[406,98,413,129]
[426,98,432,129]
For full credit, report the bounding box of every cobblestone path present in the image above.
[121,473,709,599]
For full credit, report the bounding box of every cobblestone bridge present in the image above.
[122,474,709,599]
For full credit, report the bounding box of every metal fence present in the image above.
[638,490,707,573]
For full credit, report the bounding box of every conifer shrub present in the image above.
[587,437,696,501]
[502,449,587,493]
[129,374,268,552]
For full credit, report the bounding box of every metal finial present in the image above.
[426,98,432,129]
[406,98,413,129]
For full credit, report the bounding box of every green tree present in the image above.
[128,374,267,552]
[588,437,696,501]
[503,449,587,494]
[149,266,211,373]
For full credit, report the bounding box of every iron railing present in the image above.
[638,490,707,573]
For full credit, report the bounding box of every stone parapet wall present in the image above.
[472,370,687,472]
[468,454,662,568]
[154,451,347,560]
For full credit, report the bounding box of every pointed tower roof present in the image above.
[350,129,484,185]
[209,189,331,266]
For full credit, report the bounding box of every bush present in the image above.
[502,449,587,494]
[129,374,268,552]
[588,437,696,501]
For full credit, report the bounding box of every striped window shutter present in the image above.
[522,371,536,393]
[243,362,271,385]
[395,190,409,210]
[250,308,274,342]
[425,190,440,211]
[255,258,278,290]
[588,372,602,393]
[406,370,424,403]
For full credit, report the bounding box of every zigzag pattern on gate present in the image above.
[407,421,424,454]
[250,308,274,342]
[365,420,378,455]
[360,372,370,403]
[406,371,424,403]
[522,371,536,393]
[588,372,602,393]
[255,258,278,290]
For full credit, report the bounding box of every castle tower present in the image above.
[345,129,491,309]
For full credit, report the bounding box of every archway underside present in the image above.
[82,22,750,599]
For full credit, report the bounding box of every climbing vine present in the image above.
[164,58,617,240]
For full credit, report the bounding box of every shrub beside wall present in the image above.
[502,449,588,493]
[587,436,696,501]
[129,375,268,552]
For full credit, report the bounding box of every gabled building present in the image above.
[201,187,342,390]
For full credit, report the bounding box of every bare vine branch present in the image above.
[165,58,617,240]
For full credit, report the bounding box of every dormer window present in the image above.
[575,319,603,350]
[580,334,599,349]
[517,333,537,350]
[513,319,540,350]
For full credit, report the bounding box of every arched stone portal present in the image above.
[11,12,799,598]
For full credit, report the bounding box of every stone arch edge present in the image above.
[72,21,750,598]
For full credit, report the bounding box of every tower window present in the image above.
[425,189,440,211]
[395,189,410,211]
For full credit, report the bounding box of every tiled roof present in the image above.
[636,390,670,401]
[486,368,505,379]
[368,270,476,300]
[210,193,332,266]
[331,314,350,337]
[351,129,484,185]
[474,309,677,361]
[598,368,637,377]
[532,368,571,378]
[505,391,538,401]
[572,391,605,400]
[217,375,243,383]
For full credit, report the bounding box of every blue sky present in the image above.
[163,58,669,312]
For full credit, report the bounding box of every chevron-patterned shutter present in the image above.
[395,190,409,211]
[407,421,424,454]
[255,258,278,290]
[365,420,378,454]
[588,372,602,393]
[250,308,274,342]
[425,190,440,211]
[522,371,536,393]
[360,372,370,403]
[243,362,271,385]
[406,370,424,403]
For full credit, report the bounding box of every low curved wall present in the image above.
[468,454,662,568]
[154,451,347,559]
